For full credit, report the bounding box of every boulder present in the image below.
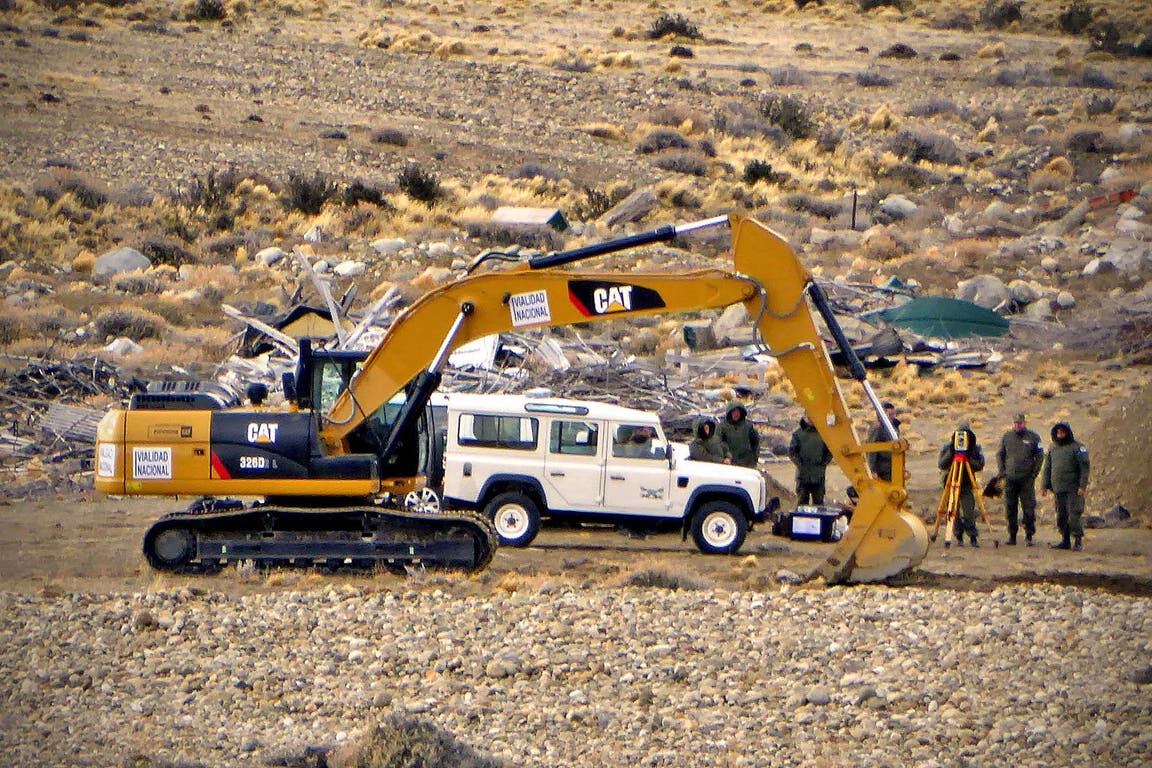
[877,195,918,220]
[427,242,452,258]
[333,261,365,278]
[255,247,287,266]
[411,266,453,290]
[1007,279,1040,304]
[955,274,1010,310]
[1024,299,1055,320]
[1081,258,1115,277]
[1040,256,1060,273]
[370,237,408,256]
[92,247,151,279]
[1103,238,1152,275]
[104,337,143,356]
[1056,291,1076,309]
[600,189,658,228]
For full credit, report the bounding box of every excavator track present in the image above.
[142,501,497,573]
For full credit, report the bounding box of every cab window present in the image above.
[550,420,600,456]
[612,423,666,459]
[458,413,539,450]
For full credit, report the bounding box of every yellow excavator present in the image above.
[95,213,928,582]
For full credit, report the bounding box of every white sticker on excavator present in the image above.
[98,444,116,477]
[509,290,551,327]
[132,447,173,480]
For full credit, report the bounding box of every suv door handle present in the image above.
[549,471,565,477]
[609,475,625,481]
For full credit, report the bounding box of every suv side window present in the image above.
[550,420,600,456]
[612,423,665,459]
[458,413,539,450]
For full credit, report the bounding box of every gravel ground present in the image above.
[2,583,1150,767]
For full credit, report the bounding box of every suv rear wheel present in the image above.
[483,491,541,547]
[690,500,747,555]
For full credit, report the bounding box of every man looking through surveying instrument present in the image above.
[935,423,988,547]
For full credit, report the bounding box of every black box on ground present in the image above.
[777,506,844,542]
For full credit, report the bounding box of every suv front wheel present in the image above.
[483,491,542,548]
[690,500,748,555]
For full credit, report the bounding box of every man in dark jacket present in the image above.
[867,402,900,482]
[938,423,985,547]
[789,417,833,504]
[996,413,1044,546]
[719,402,760,469]
[1042,422,1090,551]
[689,417,731,464]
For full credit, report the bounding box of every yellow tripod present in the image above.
[930,433,998,548]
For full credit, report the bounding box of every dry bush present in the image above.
[32,169,109,209]
[647,105,711,133]
[0,315,22,345]
[646,12,701,40]
[1058,1,1095,34]
[981,0,1024,29]
[759,94,816,141]
[906,98,958,118]
[370,127,408,146]
[887,129,961,166]
[768,64,812,86]
[636,128,692,154]
[93,306,167,341]
[651,151,710,176]
[857,71,895,88]
[580,122,627,141]
[463,221,566,251]
[284,171,339,214]
[396,164,442,205]
[619,563,706,590]
[111,270,163,295]
[179,264,240,301]
[327,715,504,768]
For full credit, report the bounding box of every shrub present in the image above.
[783,193,841,219]
[189,0,226,21]
[178,167,240,212]
[396,164,442,204]
[859,0,905,10]
[980,0,1023,29]
[33,170,108,209]
[463,221,566,251]
[669,45,693,58]
[1088,23,1122,54]
[284,171,338,214]
[510,163,563,180]
[93,307,166,341]
[371,127,409,146]
[1069,66,1116,89]
[887,129,962,165]
[906,98,958,117]
[1058,1,1093,34]
[647,13,701,40]
[768,64,811,86]
[342,179,392,209]
[856,71,894,87]
[328,715,504,768]
[0,315,21,345]
[758,94,815,140]
[572,185,630,221]
[636,128,692,154]
[624,567,703,590]
[742,160,785,185]
[795,0,824,7]
[139,239,193,267]
[651,151,709,176]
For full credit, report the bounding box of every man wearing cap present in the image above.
[996,413,1044,546]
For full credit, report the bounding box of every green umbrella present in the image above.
[873,296,1010,339]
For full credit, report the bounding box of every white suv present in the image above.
[437,393,773,555]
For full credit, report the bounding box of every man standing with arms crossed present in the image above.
[996,413,1044,546]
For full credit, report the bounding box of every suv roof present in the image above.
[433,392,658,423]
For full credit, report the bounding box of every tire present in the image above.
[483,491,541,547]
[690,500,748,555]
[145,526,196,570]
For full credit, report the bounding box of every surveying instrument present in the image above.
[930,428,998,548]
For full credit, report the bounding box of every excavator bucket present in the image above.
[729,215,929,583]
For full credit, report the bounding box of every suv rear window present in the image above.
[458,413,539,450]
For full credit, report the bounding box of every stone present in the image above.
[92,247,151,279]
[427,242,452,258]
[1024,299,1055,319]
[1081,258,1115,277]
[333,261,366,277]
[955,275,1010,310]
[600,189,657,228]
[712,303,747,344]
[1040,256,1060,273]
[370,237,407,255]
[1056,291,1076,309]
[104,338,143,356]
[1103,238,1152,275]
[411,266,452,290]
[878,195,918,220]
[1007,280,1040,304]
[255,247,286,266]
[303,225,324,243]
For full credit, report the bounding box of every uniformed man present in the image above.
[996,413,1044,546]
[1041,422,1090,551]
[719,402,760,469]
[867,402,901,482]
[788,417,833,505]
[689,417,731,464]
[938,423,985,547]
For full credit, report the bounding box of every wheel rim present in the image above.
[701,511,738,549]
[404,488,441,514]
[493,503,530,540]
[153,528,194,565]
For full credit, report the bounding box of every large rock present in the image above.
[1103,238,1152,275]
[877,195,918,220]
[955,274,1010,310]
[370,237,408,256]
[1007,279,1040,304]
[92,247,150,279]
[333,261,366,277]
[600,190,657,228]
[255,247,286,266]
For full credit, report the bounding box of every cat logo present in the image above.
[247,422,280,444]
[568,280,665,317]
[593,285,633,314]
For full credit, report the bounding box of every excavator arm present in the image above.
[324,214,928,583]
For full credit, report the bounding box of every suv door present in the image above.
[543,419,605,511]
[602,422,672,517]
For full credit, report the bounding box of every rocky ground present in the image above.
[2,582,1150,767]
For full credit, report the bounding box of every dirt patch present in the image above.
[1088,376,1152,522]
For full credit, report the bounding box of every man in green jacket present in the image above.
[939,423,985,547]
[789,417,833,504]
[1042,422,1090,551]
[996,413,1044,546]
[719,402,760,469]
[867,402,900,482]
[688,417,731,464]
